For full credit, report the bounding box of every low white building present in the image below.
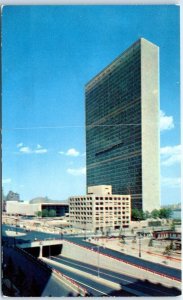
[6,201,69,217]
[6,201,39,216]
[69,185,131,233]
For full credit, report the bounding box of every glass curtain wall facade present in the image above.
[85,38,160,211]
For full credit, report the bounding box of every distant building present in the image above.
[85,38,160,212]
[6,190,20,201]
[69,185,131,233]
[152,230,181,251]
[6,201,69,217]
[153,230,181,240]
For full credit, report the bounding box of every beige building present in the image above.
[6,201,69,217]
[69,185,131,233]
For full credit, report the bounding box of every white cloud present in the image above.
[17,142,23,148]
[161,176,181,188]
[66,148,80,157]
[18,145,48,154]
[160,110,174,132]
[161,145,181,166]
[34,148,48,154]
[2,178,12,184]
[19,146,32,154]
[59,148,80,157]
[67,167,86,176]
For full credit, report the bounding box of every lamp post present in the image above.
[91,245,103,277]
[139,234,141,258]
[84,220,87,240]
[15,218,18,235]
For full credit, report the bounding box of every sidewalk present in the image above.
[91,237,181,270]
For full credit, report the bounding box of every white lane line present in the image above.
[45,258,108,296]
[56,256,175,296]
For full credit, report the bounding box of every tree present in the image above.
[131,208,146,221]
[151,209,160,219]
[131,208,141,221]
[35,211,42,217]
[163,245,171,256]
[48,209,56,218]
[42,209,49,217]
[144,211,151,219]
[159,208,172,219]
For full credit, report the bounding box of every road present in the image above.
[48,255,180,296]
[2,225,181,282]
[66,236,182,281]
[42,257,119,296]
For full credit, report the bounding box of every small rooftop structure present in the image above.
[87,185,112,195]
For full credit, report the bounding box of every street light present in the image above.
[83,220,87,240]
[91,245,105,277]
[139,234,141,258]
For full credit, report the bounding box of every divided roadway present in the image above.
[2,225,181,283]
[48,255,180,296]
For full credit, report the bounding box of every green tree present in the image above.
[144,211,151,219]
[42,209,49,217]
[48,209,56,217]
[132,208,146,221]
[35,211,42,217]
[139,210,146,220]
[159,208,172,219]
[131,208,141,220]
[163,245,171,255]
[151,209,160,219]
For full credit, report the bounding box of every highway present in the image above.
[42,257,119,296]
[48,255,180,296]
[2,225,181,283]
[66,236,182,281]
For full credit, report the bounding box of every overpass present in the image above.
[18,239,63,258]
[17,238,181,288]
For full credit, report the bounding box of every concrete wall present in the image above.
[2,246,71,296]
[141,38,160,212]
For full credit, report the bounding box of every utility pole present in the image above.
[139,234,141,258]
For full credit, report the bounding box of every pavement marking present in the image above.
[57,256,176,296]
[42,257,108,296]
[64,240,181,283]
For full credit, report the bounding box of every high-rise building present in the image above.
[85,38,160,212]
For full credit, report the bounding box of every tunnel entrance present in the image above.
[24,244,62,258]
[43,244,63,257]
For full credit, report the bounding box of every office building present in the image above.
[85,38,160,212]
[69,185,131,232]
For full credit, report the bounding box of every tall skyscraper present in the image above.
[85,38,160,212]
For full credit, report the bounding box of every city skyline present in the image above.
[2,6,180,206]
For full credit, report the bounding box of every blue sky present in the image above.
[2,5,180,205]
